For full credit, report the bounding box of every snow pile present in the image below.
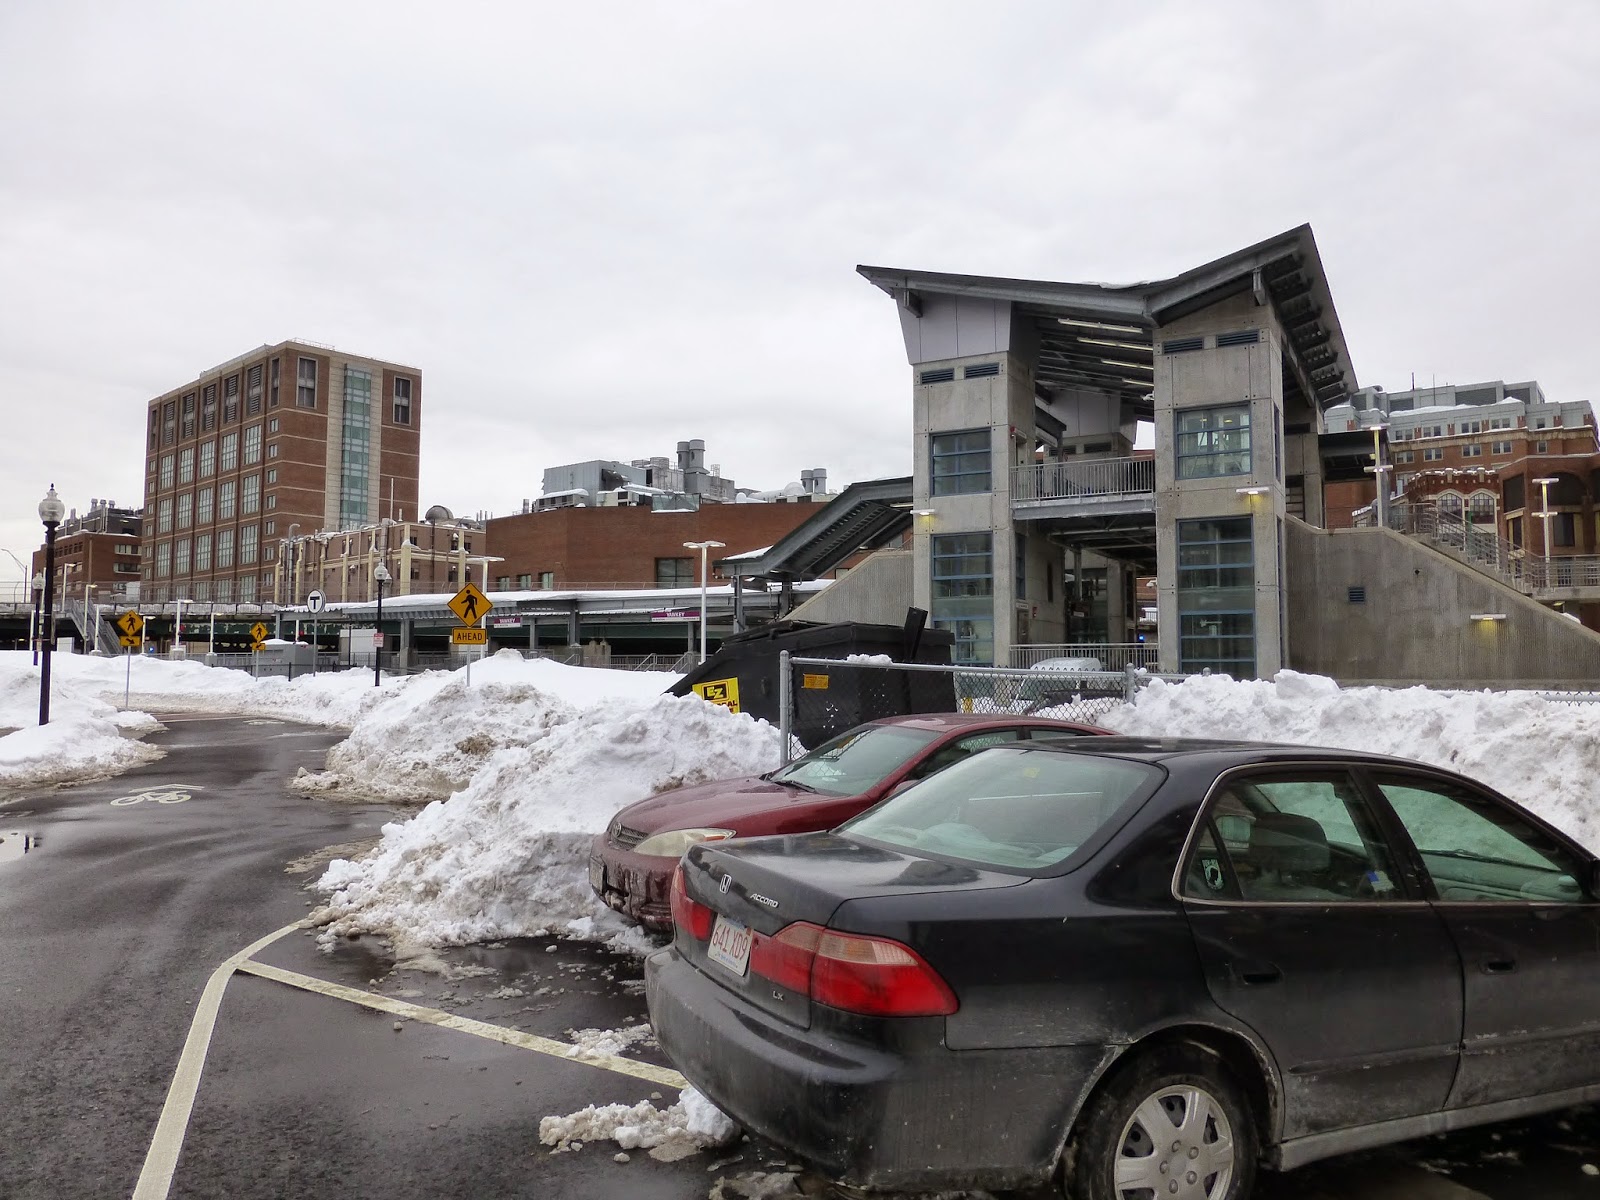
[1107,671,1600,848]
[313,691,783,946]
[0,656,163,789]
[564,1024,656,1061]
[540,1085,737,1161]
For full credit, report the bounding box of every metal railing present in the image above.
[1377,500,1600,597]
[1011,456,1155,504]
[1010,642,1161,671]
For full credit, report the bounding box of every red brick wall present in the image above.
[484,503,828,588]
[1323,479,1377,529]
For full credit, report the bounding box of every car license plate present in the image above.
[588,857,605,892]
[706,915,751,977]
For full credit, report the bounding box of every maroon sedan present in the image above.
[590,713,1111,931]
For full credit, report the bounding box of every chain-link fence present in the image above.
[776,654,1185,762]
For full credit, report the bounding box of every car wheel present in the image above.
[1063,1045,1256,1200]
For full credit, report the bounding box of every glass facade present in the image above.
[1177,517,1255,676]
[931,532,994,664]
[339,368,372,528]
[1176,405,1251,479]
[930,430,991,496]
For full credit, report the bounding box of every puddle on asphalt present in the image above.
[0,832,42,861]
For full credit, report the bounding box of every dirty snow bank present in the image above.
[313,690,783,946]
[1105,671,1600,849]
[540,1084,737,1160]
[0,655,162,789]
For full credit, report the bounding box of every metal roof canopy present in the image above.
[858,224,1359,421]
[717,477,913,581]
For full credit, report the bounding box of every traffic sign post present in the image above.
[249,621,269,651]
[448,583,494,687]
[114,610,145,712]
[306,589,325,675]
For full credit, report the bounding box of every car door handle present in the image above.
[1481,957,1517,975]
[1229,961,1282,986]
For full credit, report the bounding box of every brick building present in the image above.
[141,340,421,604]
[483,500,833,590]
[31,498,143,607]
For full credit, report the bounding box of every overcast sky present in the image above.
[2,1,1596,583]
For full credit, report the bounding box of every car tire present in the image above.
[1062,1044,1257,1200]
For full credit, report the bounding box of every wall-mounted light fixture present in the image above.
[1468,613,1507,622]
[1235,487,1268,496]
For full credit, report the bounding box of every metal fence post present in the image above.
[1123,662,1139,704]
[778,650,793,765]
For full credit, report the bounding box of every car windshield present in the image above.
[841,746,1161,871]
[768,724,942,797]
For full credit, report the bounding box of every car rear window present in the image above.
[768,724,941,797]
[840,746,1161,872]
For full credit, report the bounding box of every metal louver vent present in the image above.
[919,368,955,384]
[1216,329,1261,348]
[1347,586,1366,604]
[962,362,1000,378]
[1161,337,1204,355]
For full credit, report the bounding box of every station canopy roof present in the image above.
[859,224,1359,421]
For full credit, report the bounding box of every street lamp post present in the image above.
[682,540,725,665]
[37,485,66,725]
[372,562,390,686]
[1534,476,1559,582]
[30,571,43,666]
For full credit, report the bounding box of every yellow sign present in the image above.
[692,678,741,713]
[250,621,270,644]
[119,634,142,649]
[801,673,830,690]
[447,582,493,625]
[116,610,144,638]
[451,626,489,645]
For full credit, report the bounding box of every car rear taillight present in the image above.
[670,864,714,940]
[748,920,957,1018]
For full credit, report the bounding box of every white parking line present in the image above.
[131,920,308,1200]
[132,924,685,1200]
[236,959,687,1089]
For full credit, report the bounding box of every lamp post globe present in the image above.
[37,485,66,726]
[373,562,391,687]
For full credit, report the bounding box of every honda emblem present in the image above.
[719,873,732,894]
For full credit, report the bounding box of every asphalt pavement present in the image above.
[1,713,1598,1200]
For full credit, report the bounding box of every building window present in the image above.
[930,429,992,496]
[1491,441,1513,456]
[264,520,275,534]
[1536,440,1549,454]
[221,432,239,472]
[1553,512,1576,549]
[339,368,372,527]
[1419,424,1444,439]
[1490,417,1514,430]
[246,364,264,414]
[266,468,277,484]
[1176,404,1251,479]
[243,423,263,465]
[393,377,413,424]
[297,357,318,408]
[195,534,212,572]
[240,524,258,564]
[1461,444,1483,458]
[219,480,236,520]
[656,557,695,586]
[1395,451,1414,464]
[177,493,193,529]
[159,454,175,489]
[178,447,195,484]
[157,497,173,533]
[1177,517,1255,677]
[1423,447,1444,462]
[242,474,261,514]
[174,539,191,574]
[224,374,240,423]
[517,573,532,589]
[270,357,280,408]
[181,392,196,438]
[156,542,171,578]
[239,575,255,601]
[539,571,555,589]
[162,400,177,445]
[1014,531,1027,601]
[199,440,216,478]
[216,529,234,568]
[931,533,994,665]
[267,442,279,460]
[196,487,214,524]
[202,384,217,431]
[266,494,277,510]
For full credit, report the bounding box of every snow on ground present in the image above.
[0,654,162,789]
[539,1083,738,1161]
[311,684,784,948]
[1106,671,1600,850]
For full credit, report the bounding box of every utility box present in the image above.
[667,613,956,749]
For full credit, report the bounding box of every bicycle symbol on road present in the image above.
[111,784,203,807]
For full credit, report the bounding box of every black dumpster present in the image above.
[667,613,956,749]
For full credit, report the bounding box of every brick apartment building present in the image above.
[483,500,833,590]
[140,340,421,604]
[31,498,142,607]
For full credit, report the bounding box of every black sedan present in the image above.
[645,738,1600,1199]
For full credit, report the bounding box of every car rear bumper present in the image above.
[589,834,674,932]
[645,945,1107,1191]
